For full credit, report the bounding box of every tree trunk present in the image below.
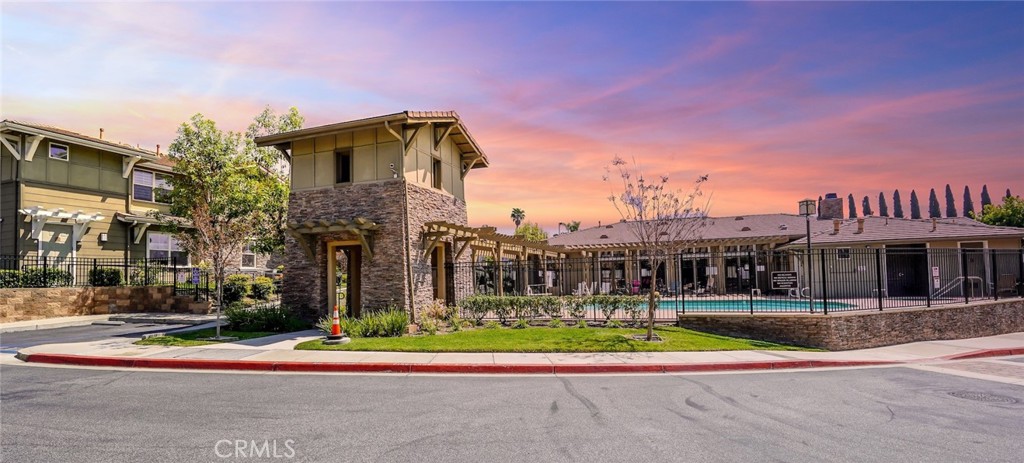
[647,284,656,341]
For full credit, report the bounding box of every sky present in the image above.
[2,1,1022,234]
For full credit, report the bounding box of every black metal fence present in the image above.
[443,248,1024,320]
[0,255,211,301]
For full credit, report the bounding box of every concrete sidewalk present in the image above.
[0,313,219,333]
[13,330,1024,374]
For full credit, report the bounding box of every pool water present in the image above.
[657,299,855,312]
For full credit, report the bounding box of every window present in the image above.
[241,242,256,268]
[49,143,69,161]
[147,232,188,265]
[335,149,352,183]
[837,248,851,259]
[432,158,442,189]
[133,169,173,203]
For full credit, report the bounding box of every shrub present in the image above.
[89,267,123,287]
[225,302,304,332]
[0,270,22,288]
[128,265,164,286]
[537,295,561,320]
[420,318,439,336]
[222,274,251,304]
[251,276,274,300]
[547,318,564,328]
[20,267,73,287]
[606,319,624,329]
[512,318,529,329]
[449,315,467,332]
[563,295,587,321]
[460,295,492,325]
[421,299,455,322]
[341,307,410,338]
[484,320,501,330]
[575,319,588,329]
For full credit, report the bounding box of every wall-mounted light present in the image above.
[99,233,108,243]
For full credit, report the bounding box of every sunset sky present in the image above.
[3,2,1022,234]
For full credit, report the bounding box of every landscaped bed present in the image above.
[295,326,815,353]
[134,328,277,347]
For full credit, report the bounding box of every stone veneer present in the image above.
[0,287,211,323]
[283,179,468,320]
[678,299,1024,350]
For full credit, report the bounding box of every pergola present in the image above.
[286,218,381,260]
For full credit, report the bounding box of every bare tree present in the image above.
[605,156,710,341]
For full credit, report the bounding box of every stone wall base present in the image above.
[678,299,1024,350]
[0,287,212,323]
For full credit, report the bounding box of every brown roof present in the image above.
[253,110,489,168]
[784,216,1024,247]
[548,214,838,249]
[1,119,160,158]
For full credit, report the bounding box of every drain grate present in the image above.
[948,391,1018,404]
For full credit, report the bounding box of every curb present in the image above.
[14,352,898,374]
[0,316,112,334]
[939,347,1024,361]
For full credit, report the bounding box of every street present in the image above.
[0,323,190,351]
[2,358,1022,462]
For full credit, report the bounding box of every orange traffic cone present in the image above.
[330,305,342,336]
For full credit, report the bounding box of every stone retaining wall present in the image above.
[678,299,1024,350]
[0,286,212,323]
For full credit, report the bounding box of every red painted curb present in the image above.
[16,349,1014,375]
[940,347,1024,361]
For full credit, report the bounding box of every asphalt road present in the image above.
[0,323,190,351]
[2,361,1022,462]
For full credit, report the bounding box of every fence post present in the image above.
[42,255,48,286]
[875,249,883,311]
[123,256,129,287]
[1019,249,1024,298]
[819,249,829,315]
[747,251,754,315]
[991,250,998,301]
[144,256,149,286]
[960,248,970,304]
[92,259,98,287]
[172,257,178,294]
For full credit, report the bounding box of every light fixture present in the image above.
[99,233,108,243]
[798,199,816,313]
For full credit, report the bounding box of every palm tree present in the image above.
[510,208,525,230]
[565,220,581,232]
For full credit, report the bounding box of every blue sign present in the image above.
[192,268,200,285]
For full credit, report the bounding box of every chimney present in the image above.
[818,193,843,220]
[832,219,841,235]
[156,144,160,155]
[855,218,865,234]
[931,218,937,232]
[99,128,105,140]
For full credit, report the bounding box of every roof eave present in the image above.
[0,120,160,161]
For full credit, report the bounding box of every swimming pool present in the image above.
[657,299,856,312]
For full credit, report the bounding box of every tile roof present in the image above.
[548,214,838,249]
[784,216,1024,247]
[1,119,160,157]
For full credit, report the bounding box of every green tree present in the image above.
[861,196,873,216]
[962,185,975,218]
[910,190,922,219]
[606,156,709,341]
[164,110,302,336]
[893,189,905,218]
[981,184,992,208]
[514,222,548,241]
[562,220,581,232]
[975,195,1024,228]
[510,208,525,230]
[244,106,304,253]
[878,192,889,217]
[847,194,857,219]
[928,188,941,218]
[1007,188,1013,199]
[944,184,957,217]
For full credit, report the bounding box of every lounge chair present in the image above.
[572,282,594,296]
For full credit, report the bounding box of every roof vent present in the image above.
[599,234,609,239]
[779,224,788,230]
[735,216,744,220]
[605,225,613,229]
[659,231,669,236]
[740,226,751,232]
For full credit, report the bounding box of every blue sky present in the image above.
[3,1,1022,231]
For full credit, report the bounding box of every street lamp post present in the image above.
[798,199,816,314]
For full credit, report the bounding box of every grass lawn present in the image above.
[134,328,277,347]
[294,326,815,353]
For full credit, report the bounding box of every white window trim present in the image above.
[49,142,69,162]
[146,231,189,265]
[240,242,257,269]
[132,168,172,204]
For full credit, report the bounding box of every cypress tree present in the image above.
[893,190,905,218]
[963,186,975,217]
[910,190,922,219]
[929,188,941,218]
[1008,188,1013,198]
[848,194,857,219]
[862,196,873,216]
[878,192,889,217]
[944,184,957,217]
[981,185,992,208]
